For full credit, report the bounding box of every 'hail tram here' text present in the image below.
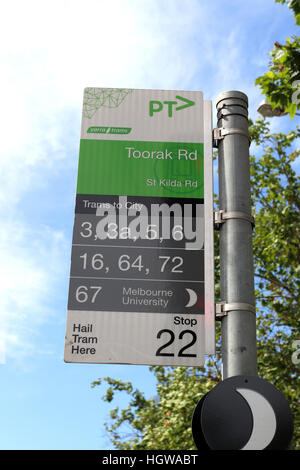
[64,88,214,366]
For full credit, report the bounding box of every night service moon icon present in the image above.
[236,388,277,450]
[185,288,197,307]
[192,375,294,450]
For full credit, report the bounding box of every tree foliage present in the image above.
[275,0,300,26]
[255,36,300,118]
[92,368,220,450]
[255,2,300,117]
[249,119,300,330]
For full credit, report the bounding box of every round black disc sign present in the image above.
[192,375,294,450]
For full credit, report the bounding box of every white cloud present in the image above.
[0,1,209,206]
[0,222,68,365]
[1,0,284,178]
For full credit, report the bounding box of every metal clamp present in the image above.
[214,210,255,229]
[213,127,251,148]
[216,302,256,319]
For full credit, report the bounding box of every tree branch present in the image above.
[255,272,294,294]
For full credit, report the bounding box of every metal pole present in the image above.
[216,91,257,379]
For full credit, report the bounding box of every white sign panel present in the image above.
[64,88,214,366]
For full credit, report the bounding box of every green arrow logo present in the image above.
[175,95,195,111]
[149,96,195,117]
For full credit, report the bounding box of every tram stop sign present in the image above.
[64,88,214,366]
[192,375,294,450]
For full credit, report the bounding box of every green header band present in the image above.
[76,139,204,198]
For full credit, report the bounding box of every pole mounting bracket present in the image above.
[214,210,255,229]
[213,127,251,148]
[216,302,256,319]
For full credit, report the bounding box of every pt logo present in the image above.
[192,375,294,450]
[149,95,195,117]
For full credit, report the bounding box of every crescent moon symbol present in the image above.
[236,388,277,450]
[185,288,197,308]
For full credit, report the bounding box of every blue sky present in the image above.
[0,0,298,450]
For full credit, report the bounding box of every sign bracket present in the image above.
[213,127,251,148]
[214,210,255,229]
[216,301,256,319]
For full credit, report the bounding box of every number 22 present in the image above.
[155,329,197,357]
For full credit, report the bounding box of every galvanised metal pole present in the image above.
[216,91,257,379]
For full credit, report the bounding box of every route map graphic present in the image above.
[83,88,132,118]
